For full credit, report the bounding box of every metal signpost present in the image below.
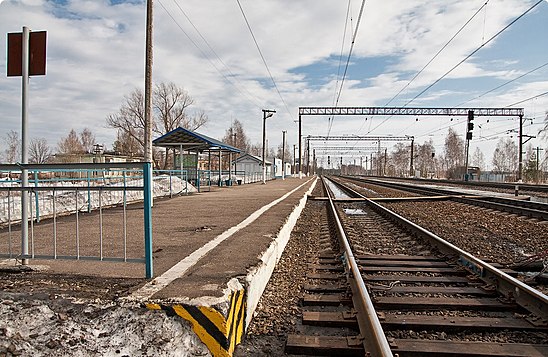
[7,26,47,265]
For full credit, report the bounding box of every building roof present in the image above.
[234,153,271,165]
[153,127,241,153]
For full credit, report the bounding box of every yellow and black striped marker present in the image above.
[147,289,246,357]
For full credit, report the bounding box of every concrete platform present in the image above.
[2,176,317,356]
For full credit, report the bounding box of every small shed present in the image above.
[234,153,272,183]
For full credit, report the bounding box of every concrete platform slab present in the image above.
[2,176,317,356]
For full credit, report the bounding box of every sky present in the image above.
[0,0,547,169]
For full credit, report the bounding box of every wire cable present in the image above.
[171,0,265,108]
[505,90,548,107]
[236,0,295,120]
[364,0,543,136]
[404,0,543,107]
[328,0,352,135]
[157,0,264,109]
[455,60,548,107]
[328,0,366,136]
[384,0,491,107]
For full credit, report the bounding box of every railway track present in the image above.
[285,176,548,357]
[363,175,548,196]
[341,175,548,221]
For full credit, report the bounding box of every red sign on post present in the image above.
[7,31,47,76]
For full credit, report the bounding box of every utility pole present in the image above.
[409,137,414,177]
[312,149,316,176]
[293,144,296,175]
[384,148,387,176]
[536,147,544,183]
[262,109,276,184]
[282,130,286,180]
[306,136,310,176]
[144,0,153,164]
[298,114,302,179]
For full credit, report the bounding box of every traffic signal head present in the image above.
[468,110,474,121]
[468,122,474,131]
[327,156,330,164]
[466,132,473,140]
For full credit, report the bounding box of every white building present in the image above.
[233,153,273,183]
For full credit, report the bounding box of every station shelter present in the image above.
[153,127,241,189]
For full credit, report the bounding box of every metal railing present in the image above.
[0,162,153,278]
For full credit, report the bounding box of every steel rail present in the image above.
[332,177,548,320]
[366,175,548,194]
[347,176,548,220]
[321,177,393,357]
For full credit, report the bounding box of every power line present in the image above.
[404,0,543,107]
[236,0,295,120]
[328,0,352,135]
[171,0,265,108]
[157,0,263,109]
[505,90,548,107]
[328,0,366,136]
[456,60,548,107]
[384,0,491,107]
[359,1,491,136]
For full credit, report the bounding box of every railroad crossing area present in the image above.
[1,175,316,356]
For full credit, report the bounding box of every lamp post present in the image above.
[262,109,276,184]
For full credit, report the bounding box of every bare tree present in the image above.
[107,89,147,151]
[113,129,141,156]
[492,137,518,175]
[539,110,548,139]
[222,119,250,152]
[79,128,96,154]
[471,147,485,170]
[390,142,410,176]
[415,139,436,177]
[57,129,85,155]
[3,130,20,163]
[108,82,208,168]
[443,127,464,177]
[29,138,52,164]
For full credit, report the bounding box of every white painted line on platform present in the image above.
[130,178,315,301]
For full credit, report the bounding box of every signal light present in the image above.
[467,132,473,140]
[468,122,474,131]
[327,156,330,164]
[468,110,474,121]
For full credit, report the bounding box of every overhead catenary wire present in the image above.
[236,0,295,120]
[403,0,544,107]
[505,90,548,107]
[170,0,265,109]
[328,0,353,135]
[328,0,366,137]
[456,60,548,107]
[157,0,264,109]
[384,0,491,107]
[361,0,492,136]
[365,0,543,136]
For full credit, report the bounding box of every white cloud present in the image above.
[0,0,545,163]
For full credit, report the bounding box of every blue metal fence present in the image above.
[0,163,154,278]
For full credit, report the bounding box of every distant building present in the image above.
[234,153,273,181]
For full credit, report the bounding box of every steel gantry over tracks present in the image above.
[305,135,414,176]
[296,106,525,179]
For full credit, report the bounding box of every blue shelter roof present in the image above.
[153,127,241,153]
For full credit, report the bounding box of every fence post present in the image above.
[34,171,40,222]
[143,162,153,279]
[87,170,91,213]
